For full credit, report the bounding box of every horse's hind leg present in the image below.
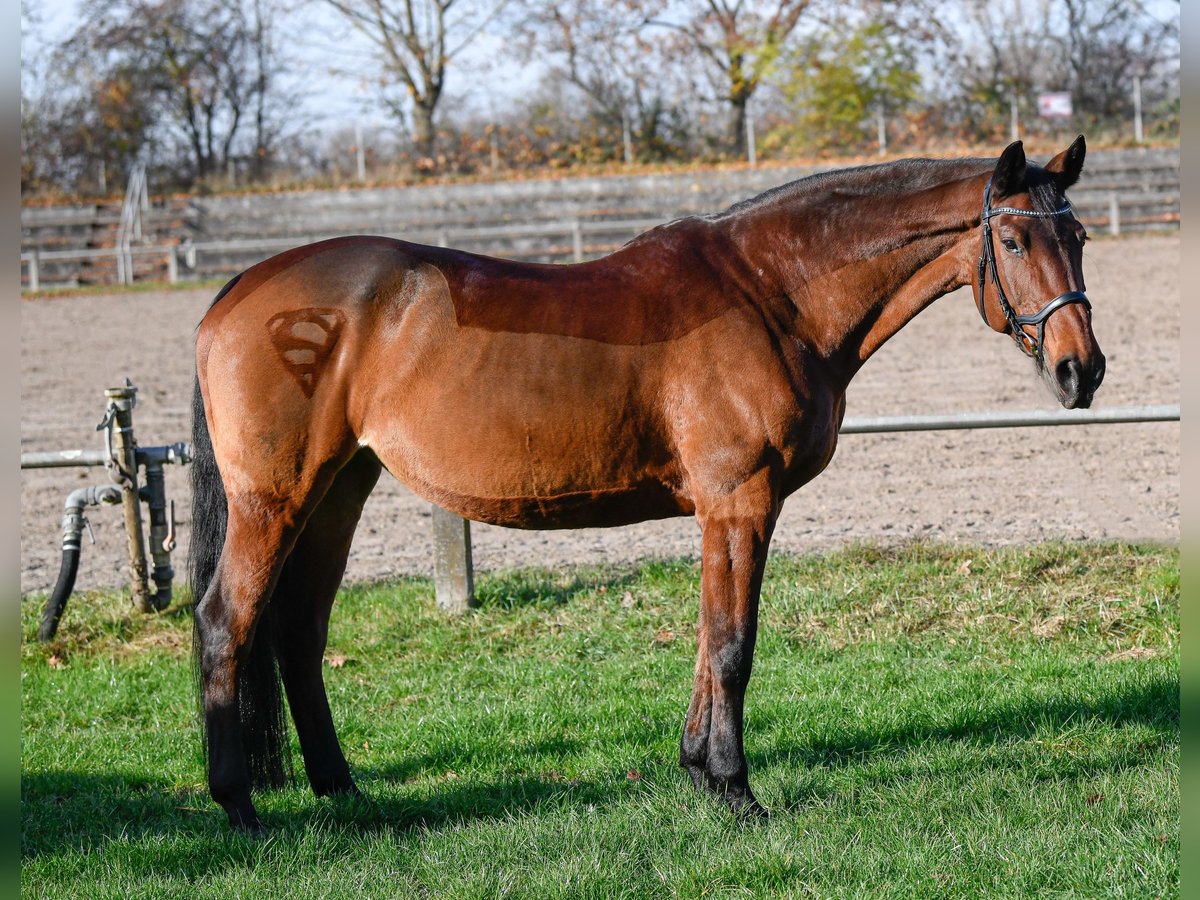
[195,442,355,830]
[274,450,381,798]
[197,495,307,831]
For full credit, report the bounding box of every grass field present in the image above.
[21,541,1178,898]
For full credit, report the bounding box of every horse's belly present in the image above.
[357,324,686,527]
[417,479,693,530]
[366,409,689,528]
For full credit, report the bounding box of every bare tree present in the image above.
[1058,0,1178,127]
[248,0,293,179]
[967,0,1060,97]
[522,0,692,161]
[321,0,511,160]
[944,0,1178,140]
[656,0,814,155]
[54,0,292,186]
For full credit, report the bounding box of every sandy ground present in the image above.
[20,235,1179,598]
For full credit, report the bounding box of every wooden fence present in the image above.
[19,191,1181,291]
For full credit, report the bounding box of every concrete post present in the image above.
[572,220,583,262]
[355,120,367,183]
[1133,75,1143,145]
[432,504,475,613]
[745,100,757,166]
[1109,193,1121,236]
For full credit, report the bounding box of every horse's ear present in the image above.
[1045,134,1086,191]
[991,140,1027,197]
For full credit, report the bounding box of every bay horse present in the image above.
[190,137,1104,831]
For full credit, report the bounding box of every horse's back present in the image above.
[195,235,695,526]
[196,232,828,529]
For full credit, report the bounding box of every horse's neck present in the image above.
[729,173,985,381]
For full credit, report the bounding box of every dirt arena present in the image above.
[20,234,1179,598]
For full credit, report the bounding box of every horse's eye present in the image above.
[1002,238,1023,256]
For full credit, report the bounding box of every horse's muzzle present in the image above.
[1053,352,1105,409]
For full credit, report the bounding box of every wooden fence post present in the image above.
[432,504,475,613]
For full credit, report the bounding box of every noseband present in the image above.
[976,179,1091,361]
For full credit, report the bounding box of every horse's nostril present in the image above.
[1055,356,1083,393]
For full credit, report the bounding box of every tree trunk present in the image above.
[729,95,748,157]
[412,102,436,159]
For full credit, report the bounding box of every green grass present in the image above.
[22,541,1178,898]
[22,277,227,300]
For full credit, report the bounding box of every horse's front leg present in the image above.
[681,473,777,818]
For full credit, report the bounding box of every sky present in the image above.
[21,0,545,139]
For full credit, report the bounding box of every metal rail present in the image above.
[115,164,148,285]
[838,404,1179,434]
[21,398,1181,625]
[21,449,110,468]
[23,404,1176,475]
[428,402,1179,613]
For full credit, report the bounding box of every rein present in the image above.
[975,179,1091,361]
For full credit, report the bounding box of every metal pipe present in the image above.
[21,443,190,469]
[140,462,174,611]
[104,385,153,613]
[135,442,192,467]
[21,449,109,469]
[839,404,1179,435]
[26,378,191,634]
[38,484,122,642]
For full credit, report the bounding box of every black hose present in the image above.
[38,546,80,643]
[37,484,120,643]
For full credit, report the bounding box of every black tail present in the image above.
[190,373,292,790]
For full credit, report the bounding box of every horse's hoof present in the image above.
[330,786,376,813]
[232,818,268,838]
[682,764,707,793]
[732,796,770,823]
[314,779,361,799]
[227,809,268,837]
[694,772,770,821]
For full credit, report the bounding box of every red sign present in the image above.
[1038,93,1073,118]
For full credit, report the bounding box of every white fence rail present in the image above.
[838,404,1180,434]
[19,189,1179,291]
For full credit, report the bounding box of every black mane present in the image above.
[717,154,1068,219]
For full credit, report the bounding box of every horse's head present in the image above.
[972,136,1105,409]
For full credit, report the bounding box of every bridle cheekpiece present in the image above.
[976,178,1091,362]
